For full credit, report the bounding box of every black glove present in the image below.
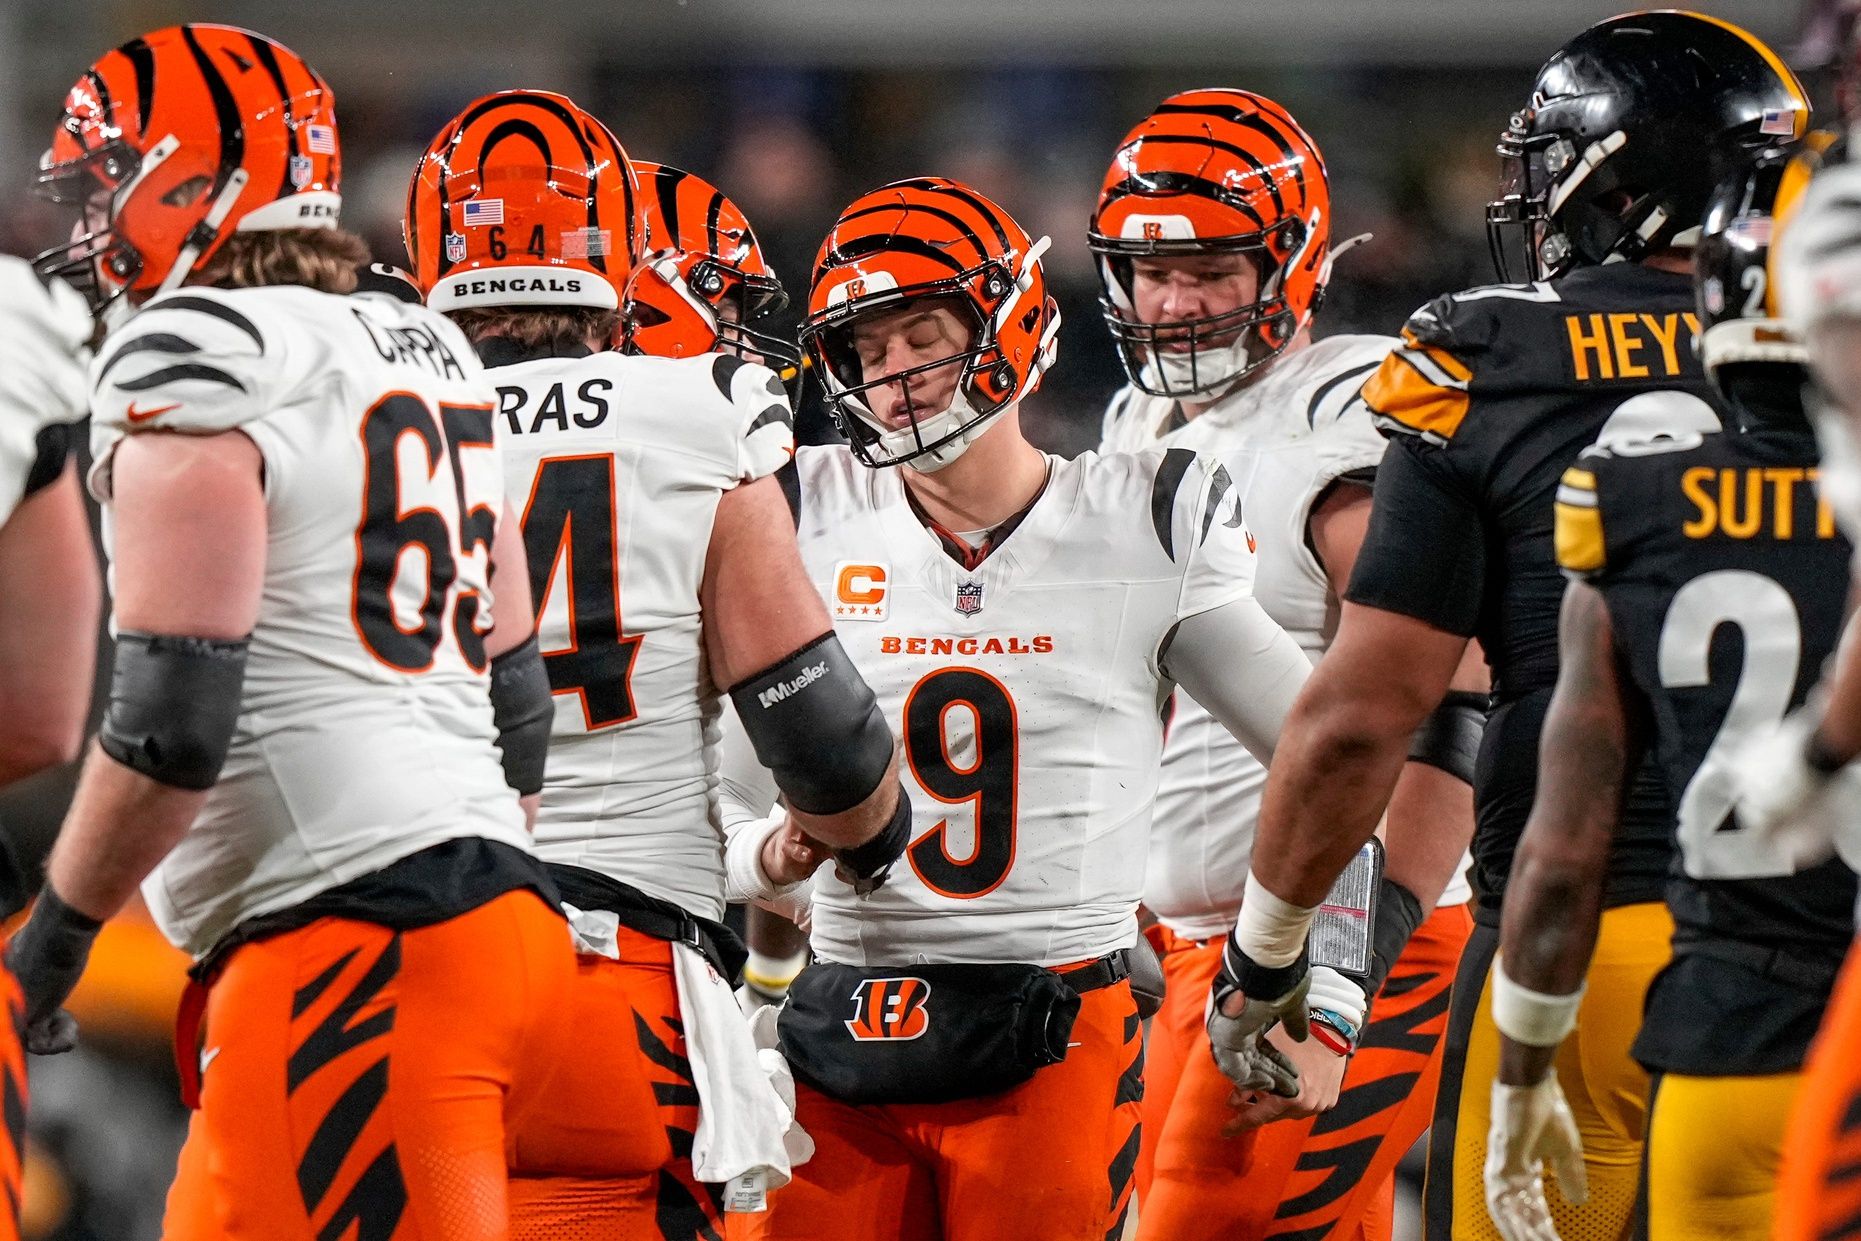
[5,886,103,1055]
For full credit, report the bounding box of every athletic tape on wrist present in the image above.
[1490,957,1583,1047]
[1236,871,1320,968]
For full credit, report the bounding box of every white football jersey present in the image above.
[791,441,1261,967]
[1102,335,1470,939]
[0,260,92,523]
[89,285,528,956]
[493,351,794,921]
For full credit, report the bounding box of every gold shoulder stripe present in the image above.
[1554,464,1605,574]
[1362,349,1470,442]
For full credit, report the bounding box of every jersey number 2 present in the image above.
[352,393,497,672]
[518,454,643,729]
[904,667,1019,898]
[1658,569,1802,879]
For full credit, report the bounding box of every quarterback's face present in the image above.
[1129,253,1258,347]
[850,300,973,426]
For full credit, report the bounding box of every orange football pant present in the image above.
[160,890,579,1241]
[506,924,727,1241]
[0,967,24,1241]
[1774,935,1861,1241]
[731,976,1143,1241]
[1136,902,1472,1241]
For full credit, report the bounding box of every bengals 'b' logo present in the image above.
[847,278,868,300]
[845,976,931,1042]
[1141,221,1164,240]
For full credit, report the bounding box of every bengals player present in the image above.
[722,176,1314,1241]
[406,92,906,1240]
[619,157,815,1004]
[0,259,103,1239]
[1202,13,1809,1241]
[3,26,585,1241]
[1490,145,1853,1241]
[1092,88,1479,1240]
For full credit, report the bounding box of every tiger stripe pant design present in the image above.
[732,978,1142,1241]
[0,969,24,1241]
[1136,902,1471,1241]
[160,891,577,1241]
[1775,937,1861,1241]
[507,925,727,1241]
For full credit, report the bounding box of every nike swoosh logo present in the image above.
[200,1045,221,1072]
[126,401,182,424]
[1245,531,1258,553]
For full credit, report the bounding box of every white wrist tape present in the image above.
[725,812,797,904]
[1490,957,1584,1047]
[1236,872,1320,968]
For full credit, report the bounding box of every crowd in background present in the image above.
[0,45,1800,1241]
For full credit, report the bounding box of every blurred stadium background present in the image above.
[0,0,1808,1236]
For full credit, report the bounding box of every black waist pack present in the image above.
[777,951,1132,1106]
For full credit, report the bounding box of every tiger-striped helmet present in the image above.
[803,177,1060,470]
[1089,88,1332,398]
[35,24,341,317]
[623,161,801,382]
[405,90,641,312]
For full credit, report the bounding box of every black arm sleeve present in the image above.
[489,636,552,796]
[1344,435,1486,637]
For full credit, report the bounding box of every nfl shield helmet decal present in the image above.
[955,581,984,616]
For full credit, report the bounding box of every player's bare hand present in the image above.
[760,819,832,887]
[1485,1075,1586,1241]
[1222,1022,1348,1134]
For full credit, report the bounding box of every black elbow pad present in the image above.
[1408,690,1486,785]
[489,635,552,796]
[98,632,249,790]
[729,633,893,815]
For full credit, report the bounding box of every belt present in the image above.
[547,863,748,983]
[1060,948,1135,995]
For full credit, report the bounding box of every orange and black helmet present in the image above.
[803,177,1059,470]
[405,89,640,313]
[35,24,341,317]
[623,161,801,381]
[1088,89,1332,398]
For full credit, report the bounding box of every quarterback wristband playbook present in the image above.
[1407,690,1486,785]
[489,635,552,795]
[98,631,250,789]
[729,632,893,815]
[1490,958,1584,1047]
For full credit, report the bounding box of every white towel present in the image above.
[671,940,815,1208]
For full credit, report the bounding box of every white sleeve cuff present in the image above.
[725,811,804,904]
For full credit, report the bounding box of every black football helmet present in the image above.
[1694,141,1821,428]
[1488,10,1811,283]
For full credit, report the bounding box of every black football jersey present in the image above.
[1348,265,1723,916]
[1559,426,1857,1074]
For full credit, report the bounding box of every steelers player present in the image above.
[1091,88,1479,1240]
[724,176,1316,1241]
[1197,13,1812,1241]
[405,93,907,1238]
[1486,144,1854,1241]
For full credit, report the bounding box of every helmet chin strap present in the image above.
[154,166,251,299]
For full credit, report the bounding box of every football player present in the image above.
[620,157,814,1007]
[1741,10,1861,1234]
[1486,145,1853,1241]
[1092,89,1480,1240]
[406,93,906,1239]
[723,176,1314,1241]
[1199,13,1810,1241]
[0,259,103,1237]
[3,27,584,1240]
